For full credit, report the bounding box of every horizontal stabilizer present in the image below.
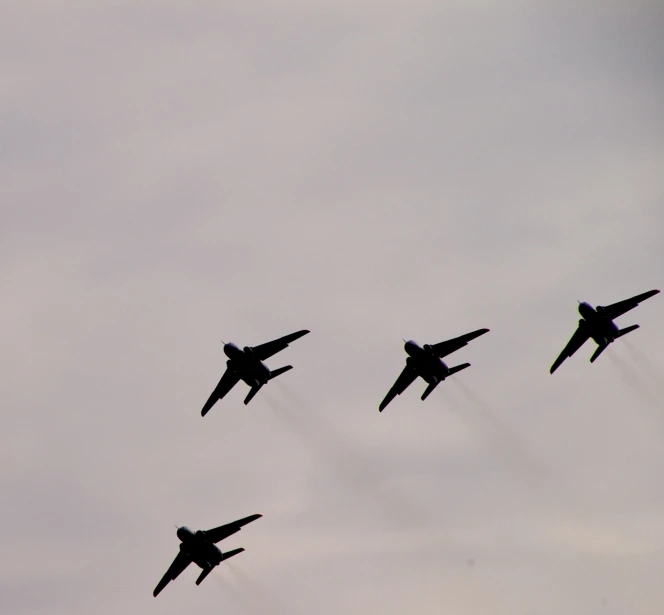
[617,324,639,338]
[221,547,245,561]
[448,363,471,376]
[195,566,214,586]
[269,365,293,380]
[590,344,607,363]
[421,381,438,401]
[244,385,262,405]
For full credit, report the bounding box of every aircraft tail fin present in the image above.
[590,344,607,363]
[421,381,439,401]
[244,385,262,405]
[221,547,245,562]
[448,363,471,376]
[195,566,214,586]
[617,324,639,338]
[268,365,293,380]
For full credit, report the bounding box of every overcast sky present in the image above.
[2,1,663,614]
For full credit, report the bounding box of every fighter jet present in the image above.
[153,513,262,597]
[550,289,660,374]
[379,328,490,412]
[201,329,309,415]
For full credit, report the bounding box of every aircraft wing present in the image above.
[205,513,263,544]
[201,368,240,416]
[601,289,660,320]
[379,364,418,412]
[250,330,310,361]
[153,550,192,597]
[431,328,490,358]
[550,326,589,374]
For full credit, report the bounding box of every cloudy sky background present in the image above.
[2,1,663,613]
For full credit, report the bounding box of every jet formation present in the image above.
[550,289,660,374]
[153,514,262,596]
[154,287,659,597]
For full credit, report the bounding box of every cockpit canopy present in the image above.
[223,343,241,359]
[577,302,594,319]
[176,526,194,542]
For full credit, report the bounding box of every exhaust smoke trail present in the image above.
[265,381,431,529]
[228,563,293,615]
[213,575,256,614]
[607,349,664,429]
[214,563,292,615]
[448,378,574,510]
[622,339,664,392]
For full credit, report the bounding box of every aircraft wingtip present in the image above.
[245,513,263,522]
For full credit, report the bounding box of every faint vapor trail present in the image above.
[607,349,660,400]
[213,563,291,615]
[450,379,543,474]
[622,339,664,391]
[213,574,257,615]
[226,563,294,615]
[607,349,664,428]
[448,378,571,509]
[265,381,431,529]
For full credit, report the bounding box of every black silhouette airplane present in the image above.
[379,328,490,412]
[153,514,262,597]
[550,289,660,374]
[201,330,309,415]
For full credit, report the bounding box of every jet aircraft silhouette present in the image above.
[550,289,660,374]
[153,513,262,597]
[379,328,490,412]
[201,330,309,415]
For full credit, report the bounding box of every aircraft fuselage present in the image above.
[176,527,223,571]
[577,302,619,346]
[224,343,270,388]
[404,341,449,384]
